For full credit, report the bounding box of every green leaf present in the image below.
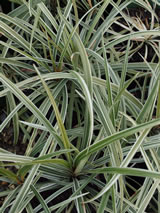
[87,167,160,179]
[7,92,19,145]
[40,193,89,213]
[0,168,19,183]
[9,129,53,213]
[33,65,72,166]
[0,73,63,149]
[137,74,160,123]
[74,118,160,170]
[84,0,111,45]
[30,184,51,213]
[70,71,93,150]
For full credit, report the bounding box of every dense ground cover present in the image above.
[1,0,160,212]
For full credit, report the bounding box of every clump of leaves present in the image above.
[1,0,160,212]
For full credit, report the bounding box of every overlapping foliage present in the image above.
[0,0,160,212]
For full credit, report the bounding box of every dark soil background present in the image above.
[0,0,12,13]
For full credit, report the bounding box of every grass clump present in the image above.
[0,0,160,212]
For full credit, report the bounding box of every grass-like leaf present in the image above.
[33,65,72,166]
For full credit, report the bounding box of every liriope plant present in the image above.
[0,0,160,212]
